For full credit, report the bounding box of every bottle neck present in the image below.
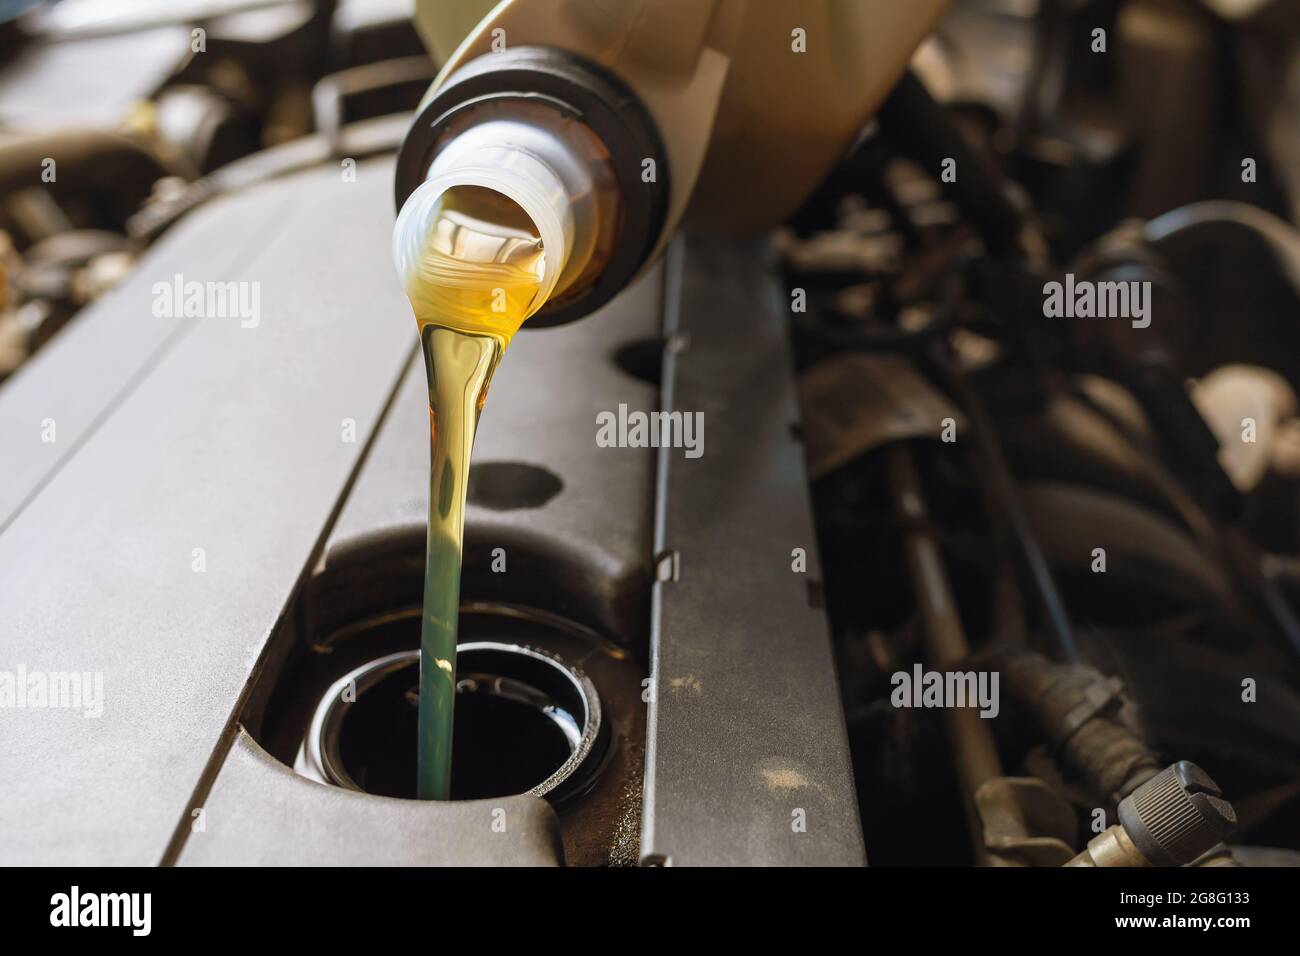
[396,106,622,319]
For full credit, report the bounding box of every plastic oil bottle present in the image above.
[392,110,616,799]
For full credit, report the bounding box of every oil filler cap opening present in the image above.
[298,641,604,803]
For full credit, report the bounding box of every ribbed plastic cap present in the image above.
[393,118,579,320]
[1118,761,1236,867]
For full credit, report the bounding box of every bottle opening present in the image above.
[397,182,552,338]
[393,126,585,339]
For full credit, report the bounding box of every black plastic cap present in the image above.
[1118,761,1237,868]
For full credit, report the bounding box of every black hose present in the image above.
[931,345,1083,663]
[876,71,1030,261]
[0,128,181,196]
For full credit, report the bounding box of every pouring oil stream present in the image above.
[396,184,551,799]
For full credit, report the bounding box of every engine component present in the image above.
[2,0,1300,878]
[1068,761,1237,866]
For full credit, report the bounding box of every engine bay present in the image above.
[1,0,1299,883]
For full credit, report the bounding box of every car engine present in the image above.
[1,0,1298,888]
